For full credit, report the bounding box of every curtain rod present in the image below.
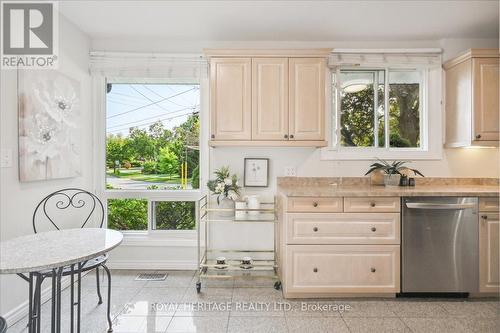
[90,51,205,59]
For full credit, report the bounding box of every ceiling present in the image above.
[60,0,499,42]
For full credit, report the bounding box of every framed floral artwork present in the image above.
[18,70,81,181]
[244,158,269,187]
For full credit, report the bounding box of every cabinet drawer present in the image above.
[287,197,343,213]
[479,197,499,212]
[286,245,400,294]
[344,197,400,213]
[287,213,400,245]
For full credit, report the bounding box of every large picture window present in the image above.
[103,82,202,233]
[106,83,200,191]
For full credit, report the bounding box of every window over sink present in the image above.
[321,50,443,160]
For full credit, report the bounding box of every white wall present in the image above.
[0,15,91,322]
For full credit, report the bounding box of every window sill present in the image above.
[119,231,197,247]
[320,147,443,161]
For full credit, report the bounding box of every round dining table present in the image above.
[0,228,123,333]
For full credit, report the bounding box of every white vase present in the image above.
[218,197,235,217]
[384,174,401,187]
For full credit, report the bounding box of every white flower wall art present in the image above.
[18,70,81,181]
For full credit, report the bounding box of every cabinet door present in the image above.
[479,213,500,293]
[289,58,325,141]
[252,58,289,140]
[285,244,400,294]
[473,57,499,142]
[210,58,251,140]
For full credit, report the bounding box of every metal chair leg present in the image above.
[35,275,44,333]
[70,265,75,333]
[96,266,103,305]
[101,264,113,332]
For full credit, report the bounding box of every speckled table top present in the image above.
[0,228,123,274]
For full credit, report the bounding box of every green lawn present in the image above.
[107,168,183,183]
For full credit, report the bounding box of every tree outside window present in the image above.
[338,69,421,149]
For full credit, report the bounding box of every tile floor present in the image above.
[6,270,499,333]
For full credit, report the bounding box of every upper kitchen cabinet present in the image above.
[444,49,499,147]
[252,58,289,140]
[210,57,252,140]
[205,49,331,147]
[289,58,326,141]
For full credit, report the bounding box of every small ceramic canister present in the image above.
[235,200,247,219]
[246,195,260,216]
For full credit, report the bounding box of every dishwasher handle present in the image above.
[405,202,476,210]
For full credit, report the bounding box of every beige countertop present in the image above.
[277,177,499,197]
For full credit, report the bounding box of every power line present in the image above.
[166,84,198,105]
[109,91,149,102]
[106,87,196,119]
[107,105,199,130]
[107,110,199,134]
[129,85,175,114]
[107,98,143,108]
[142,85,192,108]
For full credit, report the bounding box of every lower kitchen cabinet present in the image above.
[279,195,401,298]
[284,244,400,296]
[479,212,500,293]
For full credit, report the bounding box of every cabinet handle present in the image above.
[313,227,318,232]
[370,268,376,273]
[481,215,488,220]
[313,202,318,207]
[313,268,318,273]
[211,134,215,139]
[284,134,288,139]
[371,227,377,232]
[290,134,294,139]
[476,134,482,139]
[370,202,376,207]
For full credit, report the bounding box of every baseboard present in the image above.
[4,273,88,328]
[106,259,198,270]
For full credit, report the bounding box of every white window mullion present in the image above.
[384,68,390,150]
[335,68,342,149]
[373,71,379,148]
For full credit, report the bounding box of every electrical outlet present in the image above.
[284,166,297,177]
[0,148,12,168]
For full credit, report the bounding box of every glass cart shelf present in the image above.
[195,195,280,292]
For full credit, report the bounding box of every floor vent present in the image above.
[135,273,168,281]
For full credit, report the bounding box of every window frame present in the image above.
[321,65,442,161]
[92,76,208,241]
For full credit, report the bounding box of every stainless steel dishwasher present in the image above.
[402,197,479,294]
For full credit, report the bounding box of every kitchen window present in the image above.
[104,82,201,233]
[91,53,208,239]
[322,50,443,160]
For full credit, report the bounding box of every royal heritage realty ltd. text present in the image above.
[152,302,352,313]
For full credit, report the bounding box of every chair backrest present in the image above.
[32,188,105,233]
[0,316,6,333]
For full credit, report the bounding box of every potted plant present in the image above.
[207,166,241,216]
[365,158,424,187]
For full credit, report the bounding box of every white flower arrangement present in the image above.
[207,166,241,204]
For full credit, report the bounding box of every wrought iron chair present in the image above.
[32,188,113,332]
[0,316,6,333]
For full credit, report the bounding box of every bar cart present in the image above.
[195,195,280,293]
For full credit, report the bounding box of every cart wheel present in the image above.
[196,282,201,293]
[273,281,281,290]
